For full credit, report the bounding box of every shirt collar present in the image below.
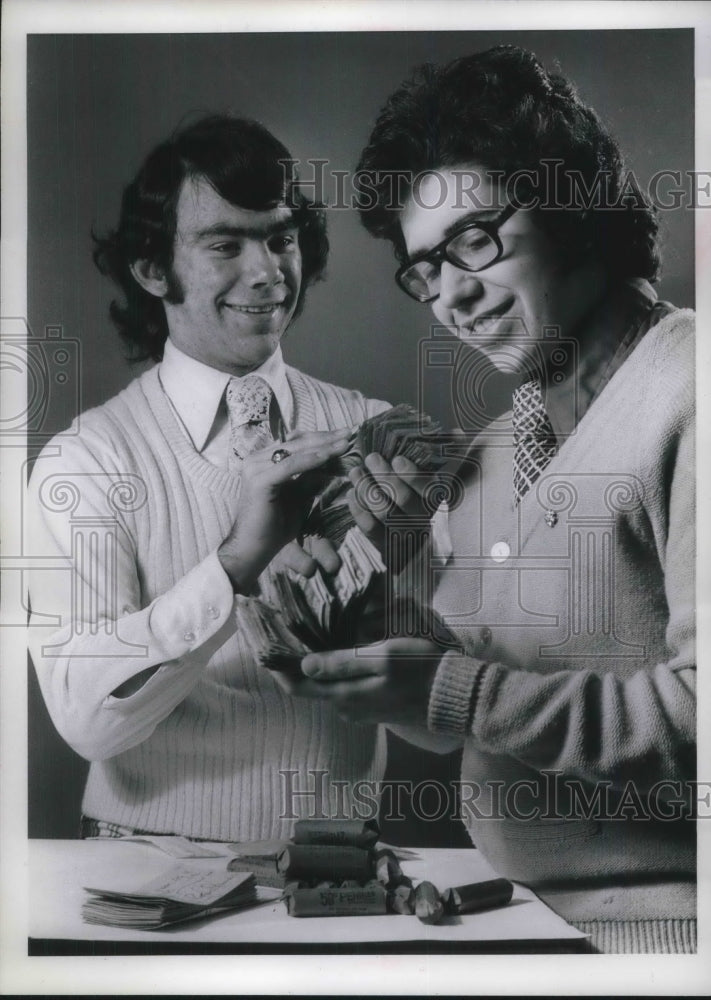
[159,338,294,452]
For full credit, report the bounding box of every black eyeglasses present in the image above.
[396,203,518,303]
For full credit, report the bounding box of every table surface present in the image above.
[28,838,587,953]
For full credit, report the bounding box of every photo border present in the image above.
[2,1,710,995]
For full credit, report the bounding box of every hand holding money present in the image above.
[304,404,450,553]
[346,453,434,569]
[273,537,341,581]
[296,636,446,726]
[234,526,391,680]
[218,428,352,592]
[232,406,462,688]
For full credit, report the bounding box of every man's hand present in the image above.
[268,637,444,726]
[218,428,351,592]
[274,537,341,579]
[346,454,434,565]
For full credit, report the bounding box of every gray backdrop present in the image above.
[27,29,694,838]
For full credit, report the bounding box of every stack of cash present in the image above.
[236,527,387,676]
[235,405,453,676]
[335,403,447,475]
[307,404,447,544]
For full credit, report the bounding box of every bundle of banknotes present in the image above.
[235,404,455,676]
[336,403,447,475]
[236,540,458,678]
[236,526,388,675]
[307,403,448,545]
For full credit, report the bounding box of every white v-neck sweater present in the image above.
[28,364,389,841]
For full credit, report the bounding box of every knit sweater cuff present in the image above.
[427,651,486,736]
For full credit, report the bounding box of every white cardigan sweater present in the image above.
[427,307,696,951]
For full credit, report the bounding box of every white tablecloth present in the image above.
[28,838,586,947]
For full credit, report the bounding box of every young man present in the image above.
[27,115,389,842]
[285,47,696,952]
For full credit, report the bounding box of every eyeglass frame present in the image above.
[395,202,519,303]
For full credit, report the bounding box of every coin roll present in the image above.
[414,880,445,925]
[441,878,514,915]
[286,884,387,917]
[277,845,373,882]
[293,819,380,849]
[374,848,403,888]
[388,883,416,915]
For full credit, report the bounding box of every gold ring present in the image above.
[271,448,291,464]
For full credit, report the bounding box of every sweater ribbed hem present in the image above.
[572,918,696,954]
[428,651,485,735]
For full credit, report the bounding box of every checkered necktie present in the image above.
[512,378,558,504]
[225,374,274,471]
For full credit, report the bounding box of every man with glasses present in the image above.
[277,46,696,953]
[394,201,518,303]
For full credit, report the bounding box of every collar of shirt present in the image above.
[158,338,295,454]
[542,278,660,440]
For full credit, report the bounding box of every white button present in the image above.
[207,605,219,620]
[490,541,510,562]
[183,630,196,643]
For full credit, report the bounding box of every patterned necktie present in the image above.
[225,374,274,471]
[512,377,558,505]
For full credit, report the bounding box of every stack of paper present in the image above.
[82,864,257,929]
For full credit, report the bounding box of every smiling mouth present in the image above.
[223,302,286,315]
[460,301,516,336]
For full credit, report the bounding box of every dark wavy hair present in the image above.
[93,115,329,361]
[356,45,660,280]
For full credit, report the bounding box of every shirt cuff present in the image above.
[428,650,487,736]
[146,549,235,659]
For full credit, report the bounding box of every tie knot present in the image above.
[225,374,272,427]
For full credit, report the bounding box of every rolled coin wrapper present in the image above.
[277,845,373,883]
[286,884,387,917]
[388,883,416,915]
[293,819,380,850]
[441,878,514,915]
[414,880,445,925]
[374,848,403,888]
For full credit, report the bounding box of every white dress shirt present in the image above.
[158,338,295,467]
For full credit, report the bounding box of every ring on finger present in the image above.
[271,448,291,464]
